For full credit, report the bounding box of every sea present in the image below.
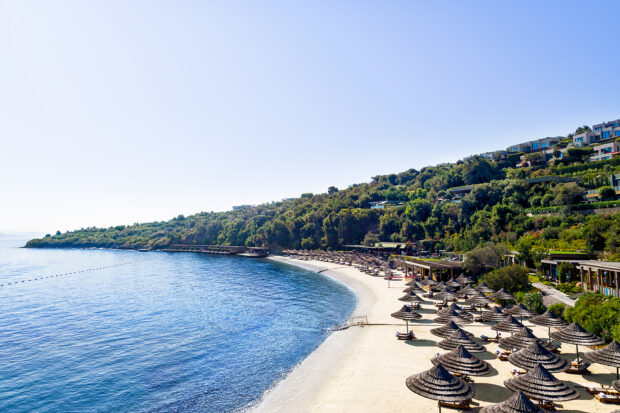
[0,236,356,412]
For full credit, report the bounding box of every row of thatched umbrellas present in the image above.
[393,274,620,411]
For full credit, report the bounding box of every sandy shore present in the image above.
[251,256,617,413]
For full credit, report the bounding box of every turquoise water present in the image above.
[0,237,356,412]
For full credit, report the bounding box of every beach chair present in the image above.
[595,392,620,404]
[565,361,591,375]
[586,385,620,396]
[438,399,471,410]
[396,331,415,341]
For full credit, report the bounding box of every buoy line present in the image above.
[0,261,141,288]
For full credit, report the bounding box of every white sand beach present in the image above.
[252,256,618,413]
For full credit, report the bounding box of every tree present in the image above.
[547,303,566,320]
[565,293,620,342]
[551,182,585,206]
[480,264,531,293]
[523,152,546,166]
[406,198,432,222]
[523,292,545,314]
[464,244,507,276]
[328,186,339,195]
[598,186,616,201]
[362,231,380,246]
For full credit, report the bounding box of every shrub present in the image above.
[523,291,545,314]
[564,293,620,342]
[547,303,566,320]
[480,264,531,294]
[599,186,616,201]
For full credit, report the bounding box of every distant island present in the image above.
[27,120,620,264]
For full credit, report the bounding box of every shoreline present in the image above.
[248,256,377,412]
[251,256,617,413]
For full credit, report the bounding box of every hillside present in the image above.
[27,139,620,259]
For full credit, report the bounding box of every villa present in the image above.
[573,119,620,147]
[507,136,562,153]
[579,260,620,297]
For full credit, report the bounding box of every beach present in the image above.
[253,256,618,413]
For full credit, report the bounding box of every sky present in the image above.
[1,1,620,234]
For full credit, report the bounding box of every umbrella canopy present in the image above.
[550,322,604,363]
[479,307,506,322]
[437,303,464,316]
[480,391,545,413]
[398,291,424,303]
[437,330,486,353]
[585,340,620,379]
[430,321,475,340]
[445,278,462,289]
[504,303,536,319]
[434,308,474,325]
[499,327,555,351]
[455,273,474,284]
[423,278,439,286]
[403,281,426,294]
[466,291,493,305]
[475,282,495,294]
[458,285,478,296]
[489,288,515,301]
[529,310,568,343]
[405,364,474,404]
[432,345,491,376]
[491,315,525,333]
[391,304,421,318]
[433,288,459,301]
[391,304,422,331]
[504,363,579,402]
[508,340,571,373]
[529,310,567,328]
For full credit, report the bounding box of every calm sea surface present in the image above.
[0,237,356,412]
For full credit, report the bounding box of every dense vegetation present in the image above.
[27,137,620,262]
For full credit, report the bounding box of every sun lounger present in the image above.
[438,399,471,410]
[586,385,620,396]
[595,392,620,404]
[565,361,591,375]
[396,331,415,341]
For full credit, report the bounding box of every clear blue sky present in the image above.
[1,1,619,233]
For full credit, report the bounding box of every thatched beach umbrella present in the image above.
[438,330,486,353]
[475,282,495,294]
[437,303,464,317]
[466,290,492,313]
[431,321,475,340]
[391,305,422,331]
[480,391,545,413]
[405,364,474,412]
[458,285,478,296]
[508,340,571,373]
[613,380,620,392]
[432,344,491,377]
[456,273,474,285]
[399,291,424,304]
[433,288,459,301]
[585,340,620,379]
[446,278,462,289]
[504,303,536,323]
[529,310,567,344]
[499,327,555,351]
[479,306,506,322]
[423,278,439,286]
[489,288,515,301]
[492,315,525,336]
[504,363,579,403]
[434,308,474,325]
[403,281,426,294]
[550,322,604,364]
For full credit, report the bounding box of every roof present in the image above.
[577,260,620,271]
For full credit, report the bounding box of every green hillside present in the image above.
[27,149,620,260]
